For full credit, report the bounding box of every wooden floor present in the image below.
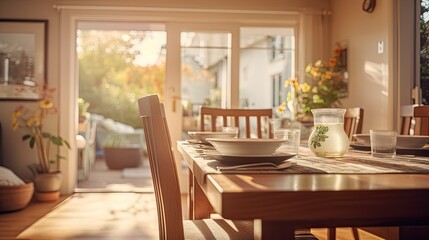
[0,158,393,240]
[76,157,154,192]
[0,192,391,240]
[0,195,69,240]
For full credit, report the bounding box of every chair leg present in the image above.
[351,227,360,240]
[328,227,336,240]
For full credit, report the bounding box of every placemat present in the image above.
[180,142,429,184]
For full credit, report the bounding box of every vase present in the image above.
[308,108,349,157]
[33,171,62,202]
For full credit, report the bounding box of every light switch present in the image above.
[377,41,384,54]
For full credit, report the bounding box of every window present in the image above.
[269,36,285,60]
[239,27,295,109]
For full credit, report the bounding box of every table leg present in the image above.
[328,227,336,240]
[192,175,213,219]
[188,170,194,220]
[255,220,295,240]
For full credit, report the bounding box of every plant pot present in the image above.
[103,147,142,170]
[33,171,62,192]
[34,191,61,202]
[33,172,62,202]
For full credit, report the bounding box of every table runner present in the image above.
[179,141,429,184]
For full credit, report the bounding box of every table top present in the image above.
[177,140,429,228]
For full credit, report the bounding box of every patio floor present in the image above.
[76,157,154,193]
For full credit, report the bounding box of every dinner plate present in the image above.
[350,143,429,156]
[206,153,295,165]
[206,138,287,156]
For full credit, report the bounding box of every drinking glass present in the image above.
[274,128,301,155]
[370,130,397,158]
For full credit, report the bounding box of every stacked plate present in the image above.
[187,131,236,144]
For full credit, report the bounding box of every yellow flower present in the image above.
[324,71,333,80]
[12,121,19,130]
[39,99,54,109]
[284,78,296,88]
[300,83,311,93]
[276,102,287,115]
[26,116,41,127]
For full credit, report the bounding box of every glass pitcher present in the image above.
[308,108,349,157]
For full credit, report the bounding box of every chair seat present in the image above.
[184,219,318,240]
[184,219,253,240]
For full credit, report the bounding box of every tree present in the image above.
[77,30,165,128]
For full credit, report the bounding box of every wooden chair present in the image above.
[199,106,273,138]
[400,104,417,135]
[138,94,318,240]
[413,105,429,135]
[344,107,364,141]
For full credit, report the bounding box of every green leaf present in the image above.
[51,136,63,146]
[22,134,31,141]
[64,140,71,149]
[310,124,329,149]
[29,137,36,148]
[43,132,51,138]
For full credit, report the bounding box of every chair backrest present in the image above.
[199,106,273,138]
[400,104,417,135]
[138,94,185,240]
[413,105,429,135]
[344,107,364,141]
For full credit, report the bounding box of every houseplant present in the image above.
[12,87,70,201]
[277,47,347,121]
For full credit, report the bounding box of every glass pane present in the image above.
[181,31,231,133]
[77,28,166,128]
[239,27,295,112]
[76,23,166,190]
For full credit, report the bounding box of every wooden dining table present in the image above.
[177,141,429,240]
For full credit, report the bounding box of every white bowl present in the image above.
[353,134,429,149]
[206,138,286,156]
[188,131,236,143]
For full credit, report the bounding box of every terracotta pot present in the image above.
[103,147,142,170]
[34,191,60,202]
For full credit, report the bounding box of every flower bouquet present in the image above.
[278,47,347,120]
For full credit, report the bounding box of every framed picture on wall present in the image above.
[0,19,47,101]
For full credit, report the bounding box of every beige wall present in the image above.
[330,0,393,133]
[0,0,411,192]
[0,0,61,181]
[0,0,331,191]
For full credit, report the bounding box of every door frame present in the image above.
[58,7,300,193]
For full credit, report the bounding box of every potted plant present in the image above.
[102,133,142,170]
[277,46,346,121]
[12,87,70,201]
[78,97,90,123]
